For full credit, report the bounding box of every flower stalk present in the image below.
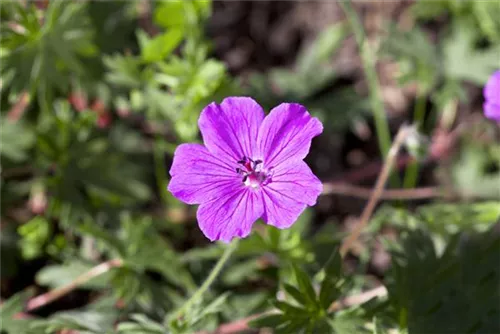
[172,239,240,320]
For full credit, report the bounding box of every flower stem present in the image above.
[339,1,392,159]
[172,239,239,319]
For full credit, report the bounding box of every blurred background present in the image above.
[1,1,499,333]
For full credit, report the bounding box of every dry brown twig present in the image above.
[26,258,123,312]
[322,183,440,200]
[339,125,413,257]
[7,91,30,122]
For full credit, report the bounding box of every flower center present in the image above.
[236,157,271,189]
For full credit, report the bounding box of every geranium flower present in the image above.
[168,97,323,242]
[484,70,500,122]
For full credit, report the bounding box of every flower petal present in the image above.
[197,189,264,242]
[199,97,265,163]
[484,70,500,102]
[484,101,500,122]
[257,103,322,168]
[262,161,323,229]
[168,143,241,205]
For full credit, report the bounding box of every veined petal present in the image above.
[257,103,322,168]
[197,189,264,242]
[262,161,322,229]
[199,97,265,162]
[168,143,241,205]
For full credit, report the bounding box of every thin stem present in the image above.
[340,125,413,257]
[26,259,123,312]
[403,91,427,189]
[339,1,391,159]
[172,239,239,319]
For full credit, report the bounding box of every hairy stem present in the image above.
[172,239,239,320]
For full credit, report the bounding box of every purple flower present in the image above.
[483,70,500,122]
[168,97,323,242]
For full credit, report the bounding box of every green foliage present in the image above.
[247,23,369,132]
[0,1,97,111]
[1,2,499,334]
[250,250,359,333]
[0,289,37,334]
[386,226,500,333]
[104,0,235,142]
[0,116,35,162]
[17,216,51,259]
[382,8,499,116]
[443,23,500,85]
[381,24,439,93]
[449,137,500,199]
[412,0,500,43]
[35,100,151,225]
[374,201,500,234]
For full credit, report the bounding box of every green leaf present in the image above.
[0,289,35,333]
[30,309,117,333]
[0,117,35,162]
[283,283,308,306]
[386,226,500,333]
[200,293,230,317]
[472,1,500,42]
[153,0,186,28]
[275,318,309,334]
[1,1,97,108]
[0,289,33,321]
[330,313,370,334]
[444,22,500,84]
[118,314,167,333]
[411,0,449,19]
[292,264,318,308]
[380,24,438,91]
[104,54,144,88]
[450,140,500,199]
[324,248,342,278]
[297,23,347,74]
[36,261,111,289]
[222,258,260,285]
[318,249,342,310]
[139,29,184,63]
[17,216,51,260]
[272,300,308,317]
[249,314,286,329]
